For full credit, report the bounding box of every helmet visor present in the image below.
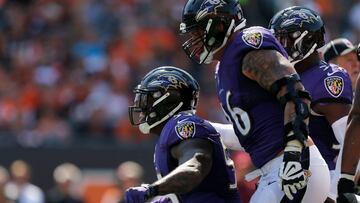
[128,92,148,126]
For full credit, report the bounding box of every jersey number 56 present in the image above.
[222,91,251,136]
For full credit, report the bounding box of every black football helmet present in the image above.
[180,0,246,64]
[129,66,200,134]
[269,6,325,63]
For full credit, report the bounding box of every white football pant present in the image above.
[249,145,330,203]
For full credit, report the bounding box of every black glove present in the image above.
[125,184,159,203]
[337,177,358,203]
[357,43,360,61]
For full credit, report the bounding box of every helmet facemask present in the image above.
[269,6,325,64]
[180,23,212,64]
[275,28,324,64]
[129,66,200,134]
[179,0,246,65]
[180,17,236,64]
[129,89,185,134]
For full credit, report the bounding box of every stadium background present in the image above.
[0,0,359,202]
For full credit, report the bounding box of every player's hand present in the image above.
[337,177,358,203]
[125,185,151,203]
[279,151,308,200]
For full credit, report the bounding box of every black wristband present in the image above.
[284,151,301,161]
[338,177,355,194]
[146,185,159,199]
[284,122,308,148]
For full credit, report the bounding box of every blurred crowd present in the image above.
[0,158,255,203]
[0,0,359,147]
[0,160,82,203]
[0,160,154,203]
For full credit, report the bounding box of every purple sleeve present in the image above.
[236,26,288,59]
[165,119,220,147]
[312,71,353,104]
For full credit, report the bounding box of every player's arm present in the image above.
[242,49,311,200]
[348,44,360,162]
[124,139,213,202]
[150,138,213,195]
[208,122,245,151]
[242,49,310,150]
[337,75,360,199]
[312,103,350,144]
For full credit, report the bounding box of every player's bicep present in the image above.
[313,103,351,125]
[170,138,213,166]
[242,49,296,91]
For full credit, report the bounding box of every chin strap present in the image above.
[139,102,183,134]
[291,43,318,65]
[233,19,247,32]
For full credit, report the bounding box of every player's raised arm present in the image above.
[242,49,311,200]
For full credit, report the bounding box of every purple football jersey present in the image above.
[299,61,353,170]
[154,112,241,203]
[215,26,289,168]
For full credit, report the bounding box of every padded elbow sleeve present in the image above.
[270,74,312,147]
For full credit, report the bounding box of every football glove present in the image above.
[148,197,172,203]
[125,184,158,203]
[337,177,358,203]
[279,151,308,200]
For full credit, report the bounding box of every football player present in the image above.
[125,66,242,203]
[180,0,329,202]
[269,6,353,203]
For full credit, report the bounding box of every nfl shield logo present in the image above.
[175,121,196,140]
[324,76,344,98]
[242,31,263,49]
